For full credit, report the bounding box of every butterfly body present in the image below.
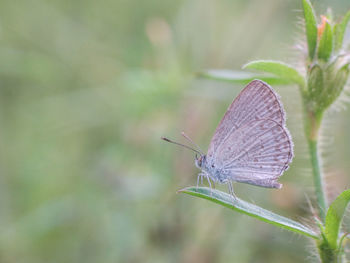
[196,155,230,184]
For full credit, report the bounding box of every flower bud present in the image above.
[306,58,350,113]
[306,64,323,113]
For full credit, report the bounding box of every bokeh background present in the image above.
[1,0,350,262]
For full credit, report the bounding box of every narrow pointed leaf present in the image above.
[179,187,319,239]
[334,10,350,51]
[243,60,305,88]
[198,70,291,85]
[302,0,318,59]
[324,189,350,249]
[318,21,333,62]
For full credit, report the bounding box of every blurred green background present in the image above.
[1,0,350,262]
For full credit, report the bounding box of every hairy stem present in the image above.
[318,239,337,263]
[308,139,327,221]
[304,107,327,221]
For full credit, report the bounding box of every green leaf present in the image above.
[306,64,323,107]
[198,70,291,85]
[324,189,350,249]
[243,60,305,88]
[179,186,319,239]
[324,63,350,109]
[317,21,333,62]
[302,0,318,60]
[334,10,350,51]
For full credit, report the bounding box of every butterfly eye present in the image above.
[198,156,204,166]
[211,164,215,168]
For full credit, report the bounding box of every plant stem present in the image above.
[308,138,327,221]
[318,239,337,263]
[304,107,327,221]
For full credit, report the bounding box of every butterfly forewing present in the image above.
[207,80,286,160]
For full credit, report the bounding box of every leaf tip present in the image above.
[241,62,250,69]
[177,187,189,194]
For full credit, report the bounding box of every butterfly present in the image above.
[162,79,294,197]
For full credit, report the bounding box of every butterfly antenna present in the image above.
[161,137,202,155]
[181,131,204,155]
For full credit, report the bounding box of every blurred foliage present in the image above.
[1,0,350,262]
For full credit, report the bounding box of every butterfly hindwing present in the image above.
[215,119,293,188]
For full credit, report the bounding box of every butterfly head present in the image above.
[195,154,206,169]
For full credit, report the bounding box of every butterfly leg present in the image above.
[197,174,200,188]
[228,181,237,202]
[203,173,213,196]
[197,173,214,196]
[196,173,205,188]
